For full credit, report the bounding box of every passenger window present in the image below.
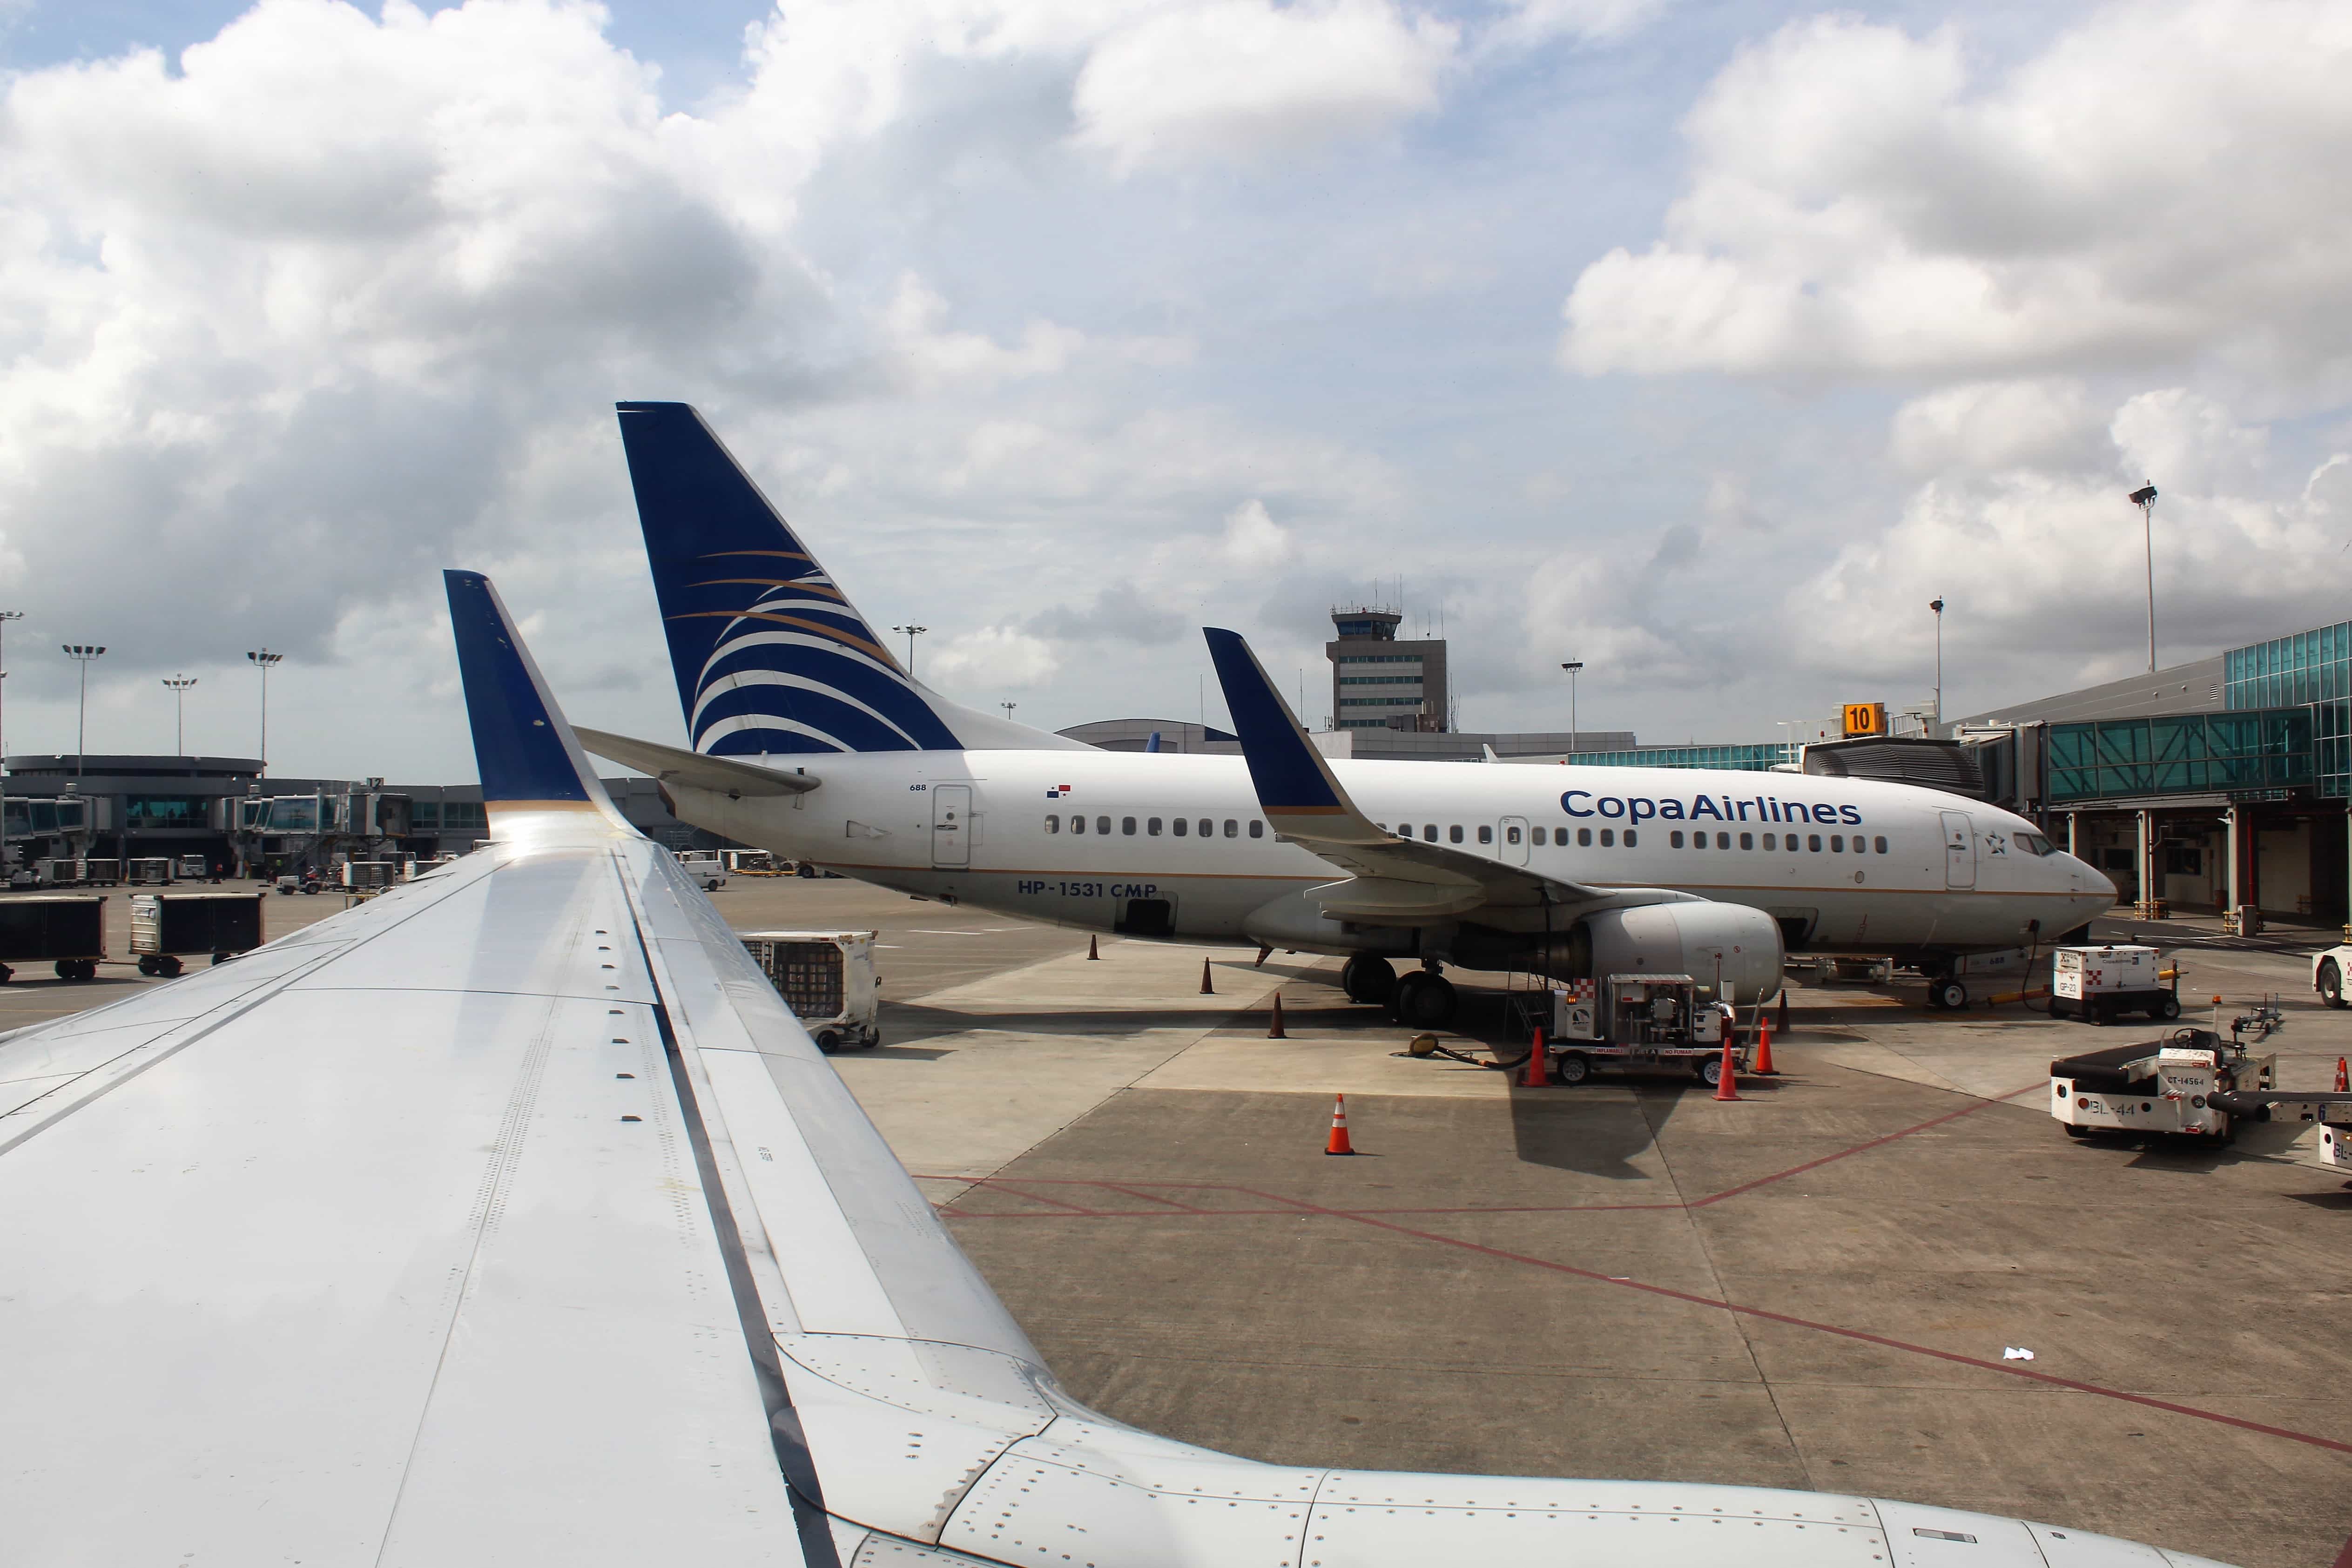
[1807,834,1822,852]
[1577,828,1592,846]
[1224,819,1239,837]
[1148,817,1163,835]
[1505,826,1520,845]
[1096,816,1111,835]
[1739,832,1753,850]
[1071,815,1086,834]
[1173,817,1187,836]
[1762,833,1775,850]
[1122,817,1137,835]
[1397,823,1412,838]
[1046,814,1060,833]
[1599,828,1614,847]
[1449,825,1464,844]
[1830,834,1843,852]
[1874,835,1888,854]
[1247,821,1263,838]
[1200,819,1212,837]
[1423,825,1437,842]
[1478,826,1493,845]
[1532,827,1546,846]
[1624,829,1637,847]
[1670,830,1684,848]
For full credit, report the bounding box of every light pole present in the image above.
[1560,660,1583,752]
[1929,597,1944,734]
[2130,485,2158,673]
[162,675,198,755]
[999,701,1017,722]
[891,625,929,677]
[0,610,19,873]
[62,644,105,781]
[246,649,283,774]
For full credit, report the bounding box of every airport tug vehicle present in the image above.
[2050,1029,2271,1144]
[2309,939,2352,1008]
[1545,974,1745,1085]
[2050,943,2180,1024]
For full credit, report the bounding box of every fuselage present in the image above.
[668,750,2114,961]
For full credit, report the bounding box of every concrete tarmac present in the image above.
[8,873,2350,1564]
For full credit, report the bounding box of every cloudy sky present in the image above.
[2,0,2347,781]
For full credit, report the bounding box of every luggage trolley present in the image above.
[740,930,881,1052]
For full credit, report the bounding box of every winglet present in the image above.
[445,571,637,841]
[1202,627,1387,846]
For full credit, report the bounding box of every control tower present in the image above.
[1327,605,1448,732]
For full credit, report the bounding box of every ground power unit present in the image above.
[2050,944,2180,1024]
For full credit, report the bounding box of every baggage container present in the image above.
[175,855,209,880]
[0,894,106,982]
[129,892,263,976]
[740,930,879,1051]
[81,857,122,886]
[340,861,397,890]
[42,858,81,887]
[127,857,175,885]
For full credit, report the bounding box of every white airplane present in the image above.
[0,570,2222,1565]
[588,404,2115,1022]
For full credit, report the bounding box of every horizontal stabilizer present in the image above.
[574,726,818,797]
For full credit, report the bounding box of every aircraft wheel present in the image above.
[1553,1052,1590,1086]
[1341,955,1396,1005]
[1932,978,1968,1011]
[2322,959,2346,1009]
[1393,972,1456,1029]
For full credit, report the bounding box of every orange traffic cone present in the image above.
[1752,1019,1776,1076]
[1087,934,1099,961]
[1713,1038,1741,1101]
[1520,1026,1549,1088]
[1268,992,1287,1039]
[1200,958,1215,995]
[2337,1057,2348,1093]
[1325,1094,1356,1156]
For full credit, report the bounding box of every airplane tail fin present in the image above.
[614,401,1087,756]
[1203,626,1387,847]
[444,570,639,842]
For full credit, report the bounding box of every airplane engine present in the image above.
[1574,901,1785,1004]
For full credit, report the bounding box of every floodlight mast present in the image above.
[162,675,199,755]
[891,625,929,677]
[2130,485,2159,673]
[1929,597,1945,733]
[1560,660,1583,752]
[0,610,20,872]
[62,644,106,783]
[247,649,283,774]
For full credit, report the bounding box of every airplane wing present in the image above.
[1204,626,1691,925]
[0,576,2223,1568]
[576,724,820,796]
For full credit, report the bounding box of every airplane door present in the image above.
[1941,811,1976,889]
[931,785,972,869]
[1500,816,1531,867]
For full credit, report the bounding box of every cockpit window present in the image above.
[2015,831,2055,856]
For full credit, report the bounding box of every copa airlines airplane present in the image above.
[0,569,2221,1565]
[582,402,2116,1025]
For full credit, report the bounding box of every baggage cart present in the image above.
[175,856,209,880]
[129,892,263,977]
[1544,974,1745,1086]
[340,861,397,890]
[127,857,174,885]
[0,894,107,982]
[81,857,122,887]
[740,930,880,1052]
[42,858,81,887]
[2051,944,2179,1024]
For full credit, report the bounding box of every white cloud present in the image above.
[1561,1,2352,379]
[1072,0,1458,173]
[1888,379,2103,477]
[1487,0,1671,50]
[926,624,1061,692]
[1217,497,1294,569]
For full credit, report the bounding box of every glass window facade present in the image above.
[125,794,207,829]
[2225,623,2352,798]
[1564,744,1790,773]
[2046,709,2314,803]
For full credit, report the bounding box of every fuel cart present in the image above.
[741,930,880,1052]
[129,892,263,976]
[0,894,107,982]
[1547,974,1743,1086]
[2050,1029,2269,1144]
[2050,944,2181,1024]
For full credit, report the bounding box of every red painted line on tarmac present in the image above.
[1089,1181,1206,1211]
[959,1181,1105,1216]
[1223,1183,2352,1460]
[2334,1530,2352,1568]
[1690,1081,2046,1208]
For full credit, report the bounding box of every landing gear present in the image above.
[1390,969,1457,1029]
[1340,955,1397,1006]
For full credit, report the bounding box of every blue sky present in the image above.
[0,0,2345,778]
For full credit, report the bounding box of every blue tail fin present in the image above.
[445,570,634,837]
[616,402,983,757]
